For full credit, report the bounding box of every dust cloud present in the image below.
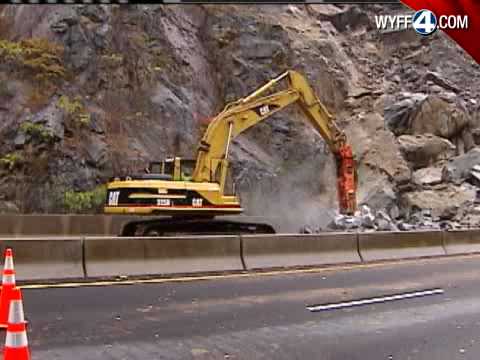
[240,155,338,232]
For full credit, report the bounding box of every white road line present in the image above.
[307,288,444,312]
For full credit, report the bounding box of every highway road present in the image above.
[19,254,480,359]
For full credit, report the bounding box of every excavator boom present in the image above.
[192,70,357,214]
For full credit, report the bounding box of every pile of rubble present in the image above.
[301,200,480,233]
[303,104,480,233]
[328,206,398,232]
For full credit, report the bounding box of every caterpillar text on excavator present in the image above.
[104,70,357,236]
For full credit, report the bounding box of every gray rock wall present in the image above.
[0,4,479,231]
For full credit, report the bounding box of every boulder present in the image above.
[472,128,480,146]
[407,209,442,230]
[313,6,372,32]
[385,94,470,140]
[49,8,78,34]
[13,132,25,148]
[457,210,480,228]
[423,71,460,93]
[442,147,480,184]
[84,135,107,168]
[384,93,427,136]
[398,134,455,169]
[329,214,362,230]
[359,205,375,228]
[410,96,470,139]
[78,5,109,23]
[412,167,443,186]
[401,184,476,219]
[452,199,476,221]
[64,24,95,72]
[374,210,398,231]
[349,113,411,185]
[30,101,65,140]
[241,39,284,60]
[397,221,416,231]
[360,184,399,220]
[470,165,480,186]
[438,205,459,220]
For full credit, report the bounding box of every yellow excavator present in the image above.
[104,70,357,236]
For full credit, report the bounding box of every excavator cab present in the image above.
[146,158,196,181]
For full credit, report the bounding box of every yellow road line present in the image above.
[19,253,480,290]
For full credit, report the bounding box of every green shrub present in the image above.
[63,185,106,213]
[0,38,66,109]
[0,38,66,86]
[57,95,91,127]
[0,152,23,171]
[57,95,83,114]
[19,121,54,143]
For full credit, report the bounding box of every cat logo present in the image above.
[108,191,120,206]
[192,198,203,207]
[259,105,270,116]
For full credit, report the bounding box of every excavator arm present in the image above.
[191,70,357,215]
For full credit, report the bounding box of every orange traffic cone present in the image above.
[3,288,30,360]
[0,249,17,329]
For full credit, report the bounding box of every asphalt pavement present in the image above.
[16,254,480,359]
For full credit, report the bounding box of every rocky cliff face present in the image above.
[0,4,479,231]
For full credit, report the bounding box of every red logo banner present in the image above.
[400,0,480,63]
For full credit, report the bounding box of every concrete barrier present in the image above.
[84,235,243,277]
[359,231,445,261]
[17,215,69,236]
[0,237,84,280]
[68,215,110,235]
[0,215,22,236]
[0,215,139,236]
[241,233,361,269]
[444,229,480,255]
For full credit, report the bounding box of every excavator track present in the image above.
[121,218,276,237]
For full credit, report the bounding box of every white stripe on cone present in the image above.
[5,332,28,348]
[4,255,13,271]
[8,300,25,325]
[2,274,15,285]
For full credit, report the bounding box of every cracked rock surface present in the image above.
[0,4,479,232]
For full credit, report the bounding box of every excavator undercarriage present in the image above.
[121,217,275,237]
